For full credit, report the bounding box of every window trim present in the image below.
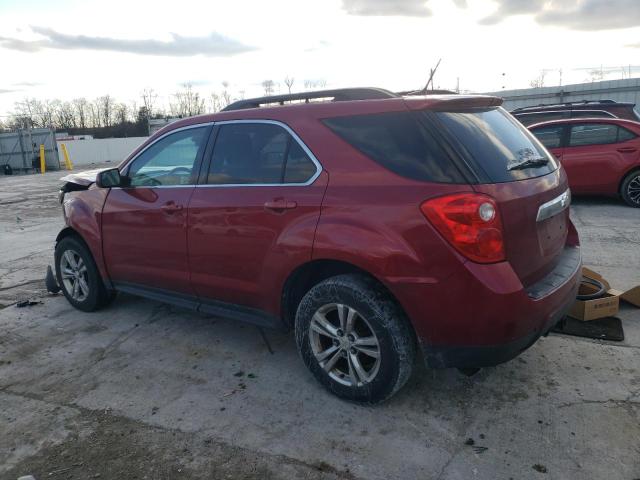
[118,122,214,189]
[198,119,322,188]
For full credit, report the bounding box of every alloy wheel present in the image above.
[627,175,640,205]
[308,303,381,387]
[59,249,90,302]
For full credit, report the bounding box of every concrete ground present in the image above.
[0,168,639,480]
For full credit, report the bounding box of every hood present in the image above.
[60,168,109,186]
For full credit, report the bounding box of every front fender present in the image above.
[60,187,111,285]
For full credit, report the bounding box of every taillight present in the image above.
[420,193,505,264]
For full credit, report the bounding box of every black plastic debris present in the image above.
[45,265,61,294]
[16,300,42,308]
[551,316,624,342]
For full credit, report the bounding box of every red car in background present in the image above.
[529,118,640,207]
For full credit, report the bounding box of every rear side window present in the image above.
[322,112,466,183]
[433,108,558,183]
[617,127,637,142]
[207,123,317,185]
[569,123,621,147]
[531,125,564,149]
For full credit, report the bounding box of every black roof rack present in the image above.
[222,87,398,112]
[511,99,620,112]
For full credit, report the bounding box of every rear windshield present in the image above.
[431,108,558,182]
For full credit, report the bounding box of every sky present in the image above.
[0,0,639,116]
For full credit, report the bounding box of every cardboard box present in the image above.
[568,267,640,321]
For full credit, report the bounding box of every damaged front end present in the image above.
[58,168,108,203]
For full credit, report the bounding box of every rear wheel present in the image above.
[295,274,415,403]
[621,170,640,207]
[55,236,114,312]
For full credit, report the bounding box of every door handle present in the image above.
[264,199,297,212]
[161,202,183,214]
[617,147,637,153]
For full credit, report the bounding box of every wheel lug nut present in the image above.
[332,338,339,346]
[347,334,355,342]
[336,329,344,337]
[350,347,357,355]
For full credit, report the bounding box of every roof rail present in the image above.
[222,87,398,111]
[398,89,458,96]
[512,99,619,112]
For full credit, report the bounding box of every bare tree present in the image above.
[220,81,232,108]
[262,79,275,96]
[171,83,205,117]
[529,71,546,88]
[72,98,89,129]
[141,88,158,119]
[303,79,327,91]
[588,67,605,82]
[56,101,76,129]
[284,75,295,95]
[97,95,115,127]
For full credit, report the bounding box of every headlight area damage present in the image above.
[58,168,108,203]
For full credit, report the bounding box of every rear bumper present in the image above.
[387,245,581,369]
[422,275,578,368]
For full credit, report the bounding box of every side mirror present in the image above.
[95,168,122,188]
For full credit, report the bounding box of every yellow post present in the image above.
[39,144,46,174]
[61,143,73,170]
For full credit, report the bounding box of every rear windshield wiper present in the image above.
[507,157,549,171]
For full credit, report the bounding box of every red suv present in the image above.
[529,118,640,207]
[55,88,581,403]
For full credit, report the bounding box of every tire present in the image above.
[620,170,640,207]
[295,274,416,404]
[55,236,114,312]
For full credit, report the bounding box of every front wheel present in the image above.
[621,170,640,207]
[55,236,114,312]
[295,274,415,403]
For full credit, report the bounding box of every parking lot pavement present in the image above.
[1,169,639,480]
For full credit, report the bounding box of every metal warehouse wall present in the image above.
[57,137,148,167]
[0,129,60,172]
[486,77,640,111]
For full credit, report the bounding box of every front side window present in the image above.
[531,125,565,149]
[127,127,208,186]
[568,123,620,147]
[207,123,317,185]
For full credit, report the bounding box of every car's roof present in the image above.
[156,94,503,136]
[529,117,640,130]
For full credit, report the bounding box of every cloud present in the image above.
[0,89,20,94]
[0,26,256,57]
[537,0,640,30]
[628,42,640,48]
[481,0,640,30]
[480,0,545,25]
[342,0,432,17]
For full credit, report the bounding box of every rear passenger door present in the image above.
[187,120,327,315]
[562,123,629,194]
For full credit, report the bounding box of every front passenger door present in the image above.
[102,125,211,295]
